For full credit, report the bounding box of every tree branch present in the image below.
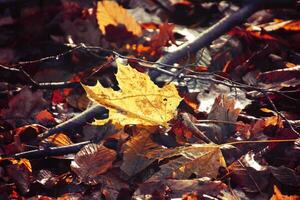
[13,141,91,159]
[150,0,296,79]
[37,105,107,139]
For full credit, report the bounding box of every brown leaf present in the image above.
[227,151,270,193]
[1,87,48,127]
[269,166,300,187]
[133,178,228,200]
[6,159,32,194]
[94,171,129,200]
[147,144,226,180]
[121,127,162,177]
[251,115,283,135]
[97,1,142,36]
[198,95,241,143]
[71,143,116,183]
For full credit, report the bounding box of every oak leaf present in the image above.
[97,1,142,36]
[83,60,182,127]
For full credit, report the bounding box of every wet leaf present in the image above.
[83,59,182,127]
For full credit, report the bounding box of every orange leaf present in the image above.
[96,1,142,36]
[35,109,55,122]
[43,133,73,147]
[271,185,300,200]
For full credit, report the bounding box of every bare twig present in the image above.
[13,141,91,159]
[37,105,107,139]
[180,113,213,143]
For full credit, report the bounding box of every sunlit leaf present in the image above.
[147,144,226,180]
[271,185,300,200]
[97,1,142,36]
[83,59,182,127]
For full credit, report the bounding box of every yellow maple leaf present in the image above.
[82,60,182,127]
[97,1,142,36]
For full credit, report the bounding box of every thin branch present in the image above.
[13,141,91,159]
[37,105,107,139]
[180,113,213,143]
[150,0,264,79]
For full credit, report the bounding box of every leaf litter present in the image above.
[0,1,300,199]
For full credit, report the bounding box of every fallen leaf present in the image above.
[133,178,227,200]
[94,171,129,200]
[270,185,300,200]
[42,133,73,147]
[1,87,48,127]
[121,127,162,177]
[97,1,142,36]
[35,109,55,123]
[71,143,116,183]
[5,158,32,194]
[147,144,226,180]
[227,151,270,193]
[197,95,241,143]
[269,166,300,187]
[83,59,182,127]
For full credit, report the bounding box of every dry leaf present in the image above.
[83,59,182,127]
[133,178,227,200]
[71,143,116,183]
[147,144,226,180]
[197,95,241,143]
[121,127,162,177]
[42,133,73,147]
[227,151,270,193]
[97,1,142,36]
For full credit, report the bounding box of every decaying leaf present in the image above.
[197,95,241,143]
[6,158,32,194]
[83,60,182,127]
[71,143,116,183]
[227,151,270,193]
[147,144,226,180]
[269,166,300,187]
[97,1,142,36]
[133,178,228,200]
[1,87,48,127]
[121,127,162,177]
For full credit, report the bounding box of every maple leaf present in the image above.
[97,1,142,36]
[82,60,182,127]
